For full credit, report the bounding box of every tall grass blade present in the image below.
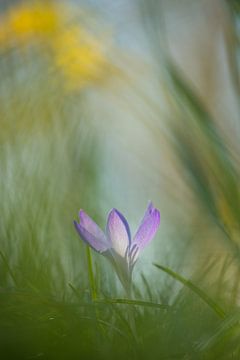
[154,263,225,318]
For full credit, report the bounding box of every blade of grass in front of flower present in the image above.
[94,297,169,310]
[85,248,109,339]
[154,263,225,318]
[86,247,97,301]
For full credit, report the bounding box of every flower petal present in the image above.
[74,210,110,253]
[132,202,160,252]
[106,209,131,257]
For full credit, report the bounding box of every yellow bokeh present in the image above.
[53,27,107,90]
[0,1,108,90]
[0,2,63,46]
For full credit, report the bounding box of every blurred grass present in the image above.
[0,0,240,359]
[165,62,240,256]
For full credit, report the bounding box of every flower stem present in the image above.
[123,280,138,343]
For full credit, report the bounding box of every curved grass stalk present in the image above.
[94,297,169,310]
[154,263,225,318]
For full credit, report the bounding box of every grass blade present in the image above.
[94,297,169,310]
[86,247,97,300]
[154,263,225,318]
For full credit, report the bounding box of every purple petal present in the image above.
[132,202,160,252]
[74,210,110,253]
[106,209,131,257]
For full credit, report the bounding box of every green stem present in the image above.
[123,278,138,343]
[86,247,97,300]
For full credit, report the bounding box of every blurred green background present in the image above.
[0,0,239,359]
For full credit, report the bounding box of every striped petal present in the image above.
[106,209,131,257]
[132,202,160,252]
[74,210,110,253]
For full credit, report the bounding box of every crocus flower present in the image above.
[74,202,160,290]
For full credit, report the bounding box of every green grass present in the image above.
[0,4,240,358]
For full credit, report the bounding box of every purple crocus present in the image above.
[74,202,160,289]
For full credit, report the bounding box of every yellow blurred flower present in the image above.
[8,3,60,36]
[52,27,107,90]
[0,2,63,47]
[0,1,109,90]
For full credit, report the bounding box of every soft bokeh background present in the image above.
[0,0,239,359]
